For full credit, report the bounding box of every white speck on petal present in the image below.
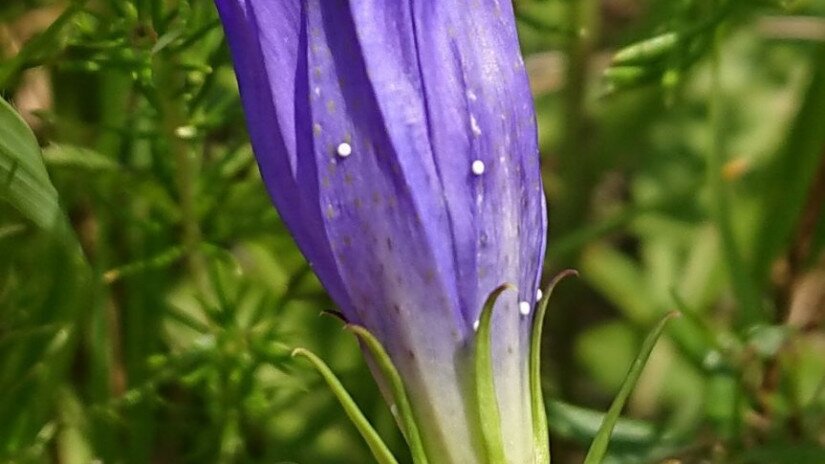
[336,142,352,158]
[470,114,482,136]
[519,301,531,316]
[314,86,321,96]
[471,160,485,176]
[473,319,480,331]
[466,89,478,101]
[536,289,544,300]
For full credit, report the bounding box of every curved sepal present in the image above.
[582,311,681,464]
[292,348,399,464]
[473,283,515,464]
[345,324,430,464]
[529,269,578,464]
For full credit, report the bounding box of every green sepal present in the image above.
[582,311,680,464]
[473,283,514,464]
[529,269,578,464]
[292,348,399,464]
[345,324,430,464]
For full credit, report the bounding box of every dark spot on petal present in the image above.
[386,237,393,251]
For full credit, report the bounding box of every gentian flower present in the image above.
[215,1,547,463]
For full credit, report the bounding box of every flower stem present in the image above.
[707,14,762,328]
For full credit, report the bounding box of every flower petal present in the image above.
[302,2,475,460]
[215,0,353,311]
[349,2,545,461]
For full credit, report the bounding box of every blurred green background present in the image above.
[2,0,825,463]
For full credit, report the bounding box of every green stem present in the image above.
[707,19,762,328]
[154,54,206,293]
[552,0,599,408]
[556,0,599,235]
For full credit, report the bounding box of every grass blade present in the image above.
[0,97,77,249]
[582,311,680,464]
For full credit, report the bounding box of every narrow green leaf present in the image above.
[0,97,75,247]
[529,269,578,464]
[611,32,681,66]
[547,400,684,464]
[103,245,187,283]
[752,47,825,286]
[42,144,120,171]
[473,283,514,464]
[545,400,658,446]
[580,245,655,325]
[292,348,399,464]
[582,311,680,464]
[346,324,430,464]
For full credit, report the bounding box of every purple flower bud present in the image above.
[215,1,546,462]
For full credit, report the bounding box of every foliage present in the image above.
[2,0,825,462]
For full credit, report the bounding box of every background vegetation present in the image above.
[1,0,825,462]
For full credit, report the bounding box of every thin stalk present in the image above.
[707,16,747,442]
[707,20,762,328]
[155,55,207,293]
[553,0,600,404]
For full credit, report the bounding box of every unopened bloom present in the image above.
[215,1,546,463]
